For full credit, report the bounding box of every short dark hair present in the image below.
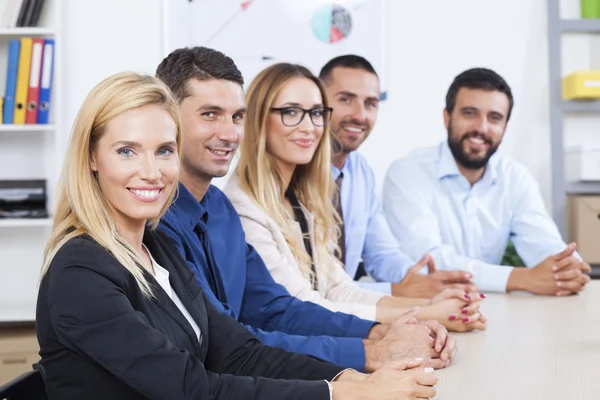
[318,54,378,83]
[155,46,244,102]
[445,68,514,121]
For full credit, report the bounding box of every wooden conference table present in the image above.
[434,281,600,399]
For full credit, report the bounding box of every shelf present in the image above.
[0,218,52,228]
[566,181,600,194]
[0,28,55,37]
[0,308,35,323]
[0,124,55,132]
[560,19,600,33]
[562,100,600,113]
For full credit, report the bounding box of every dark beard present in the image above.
[447,128,499,170]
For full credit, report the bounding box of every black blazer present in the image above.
[35,229,344,400]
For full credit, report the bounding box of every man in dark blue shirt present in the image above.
[155,46,454,372]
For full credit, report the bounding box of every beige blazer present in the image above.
[224,173,384,321]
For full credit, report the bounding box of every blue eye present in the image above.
[117,148,134,157]
[157,147,174,156]
[311,109,324,117]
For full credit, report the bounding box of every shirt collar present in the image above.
[174,182,209,226]
[437,141,462,180]
[437,141,499,186]
[330,152,353,180]
[480,155,499,186]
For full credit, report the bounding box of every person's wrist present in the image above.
[391,281,407,297]
[330,381,360,400]
[334,369,368,382]
[362,339,382,372]
[366,323,388,339]
[506,267,530,292]
[415,304,434,320]
[414,298,430,306]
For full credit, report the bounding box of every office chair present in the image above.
[0,367,47,400]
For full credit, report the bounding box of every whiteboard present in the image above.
[186,0,388,95]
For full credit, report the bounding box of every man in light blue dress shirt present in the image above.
[383,67,591,295]
[319,55,476,298]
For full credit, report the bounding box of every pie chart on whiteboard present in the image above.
[312,4,353,44]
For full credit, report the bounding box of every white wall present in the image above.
[62,0,166,134]
[64,0,592,210]
[62,0,600,213]
[362,0,600,213]
[173,0,600,212]
[366,0,551,199]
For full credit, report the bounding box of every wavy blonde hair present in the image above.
[40,72,182,297]
[237,63,340,283]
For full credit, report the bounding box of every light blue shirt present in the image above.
[331,152,416,294]
[382,141,573,292]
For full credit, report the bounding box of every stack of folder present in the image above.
[1,37,54,125]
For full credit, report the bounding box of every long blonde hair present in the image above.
[237,63,340,283]
[40,72,182,297]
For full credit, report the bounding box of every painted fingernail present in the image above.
[461,309,468,315]
[424,367,434,373]
[448,315,456,321]
[479,293,486,299]
[414,357,424,361]
[465,273,472,279]
[556,281,563,287]
[552,265,558,272]
[464,294,472,300]
[554,274,559,280]
[462,318,469,323]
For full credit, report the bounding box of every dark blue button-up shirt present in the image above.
[159,183,375,371]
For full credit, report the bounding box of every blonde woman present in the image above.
[224,63,486,332]
[35,72,438,400]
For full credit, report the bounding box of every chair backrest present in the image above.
[0,369,47,400]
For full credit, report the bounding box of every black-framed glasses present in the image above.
[270,106,333,127]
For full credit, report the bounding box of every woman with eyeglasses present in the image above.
[224,63,485,338]
[35,71,440,400]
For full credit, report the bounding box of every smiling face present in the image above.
[444,87,509,170]
[179,78,246,184]
[266,77,327,176]
[90,104,179,231]
[324,67,380,154]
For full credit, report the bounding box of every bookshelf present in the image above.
[0,0,62,322]
[0,218,52,228]
[547,1,600,238]
[0,28,55,36]
[0,123,55,132]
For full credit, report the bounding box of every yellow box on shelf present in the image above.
[562,71,600,100]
